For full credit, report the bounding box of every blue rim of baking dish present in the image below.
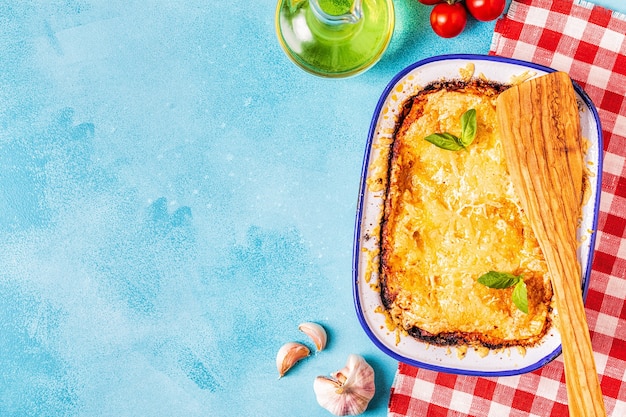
[352,54,603,377]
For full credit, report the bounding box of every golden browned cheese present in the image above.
[380,80,553,349]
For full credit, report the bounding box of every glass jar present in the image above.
[275,0,395,78]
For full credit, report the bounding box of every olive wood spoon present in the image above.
[496,71,605,417]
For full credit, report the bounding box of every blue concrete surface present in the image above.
[0,1,622,416]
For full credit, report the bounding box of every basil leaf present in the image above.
[477,271,521,289]
[459,109,477,147]
[423,108,477,151]
[424,133,464,151]
[512,280,529,314]
[478,271,529,314]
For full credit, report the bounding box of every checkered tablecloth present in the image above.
[388,1,626,416]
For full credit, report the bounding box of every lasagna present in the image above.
[379,79,554,350]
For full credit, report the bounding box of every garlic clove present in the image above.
[313,354,375,416]
[276,342,310,378]
[298,322,328,351]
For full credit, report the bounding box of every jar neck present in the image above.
[309,0,363,25]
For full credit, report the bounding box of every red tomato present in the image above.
[465,0,506,22]
[430,2,467,38]
[418,0,442,5]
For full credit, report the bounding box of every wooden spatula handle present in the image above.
[497,71,606,417]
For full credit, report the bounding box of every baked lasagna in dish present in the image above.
[379,79,554,350]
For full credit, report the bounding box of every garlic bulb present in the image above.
[299,322,328,351]
[313,354,375,416]
[276,342,310,378]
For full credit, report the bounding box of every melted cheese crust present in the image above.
[380,81,553,349]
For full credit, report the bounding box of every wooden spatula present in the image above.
[496,71,606,417]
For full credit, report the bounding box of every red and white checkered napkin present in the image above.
[388,1,626,416]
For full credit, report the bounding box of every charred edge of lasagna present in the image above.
[405,307,554,349]
[383,303,555,350]
[407,327,523,350]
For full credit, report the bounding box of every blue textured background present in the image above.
[0,1,622,416]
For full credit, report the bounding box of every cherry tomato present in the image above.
[418,0,442,5]
[465,0,506,22]
[430,2,467,38]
